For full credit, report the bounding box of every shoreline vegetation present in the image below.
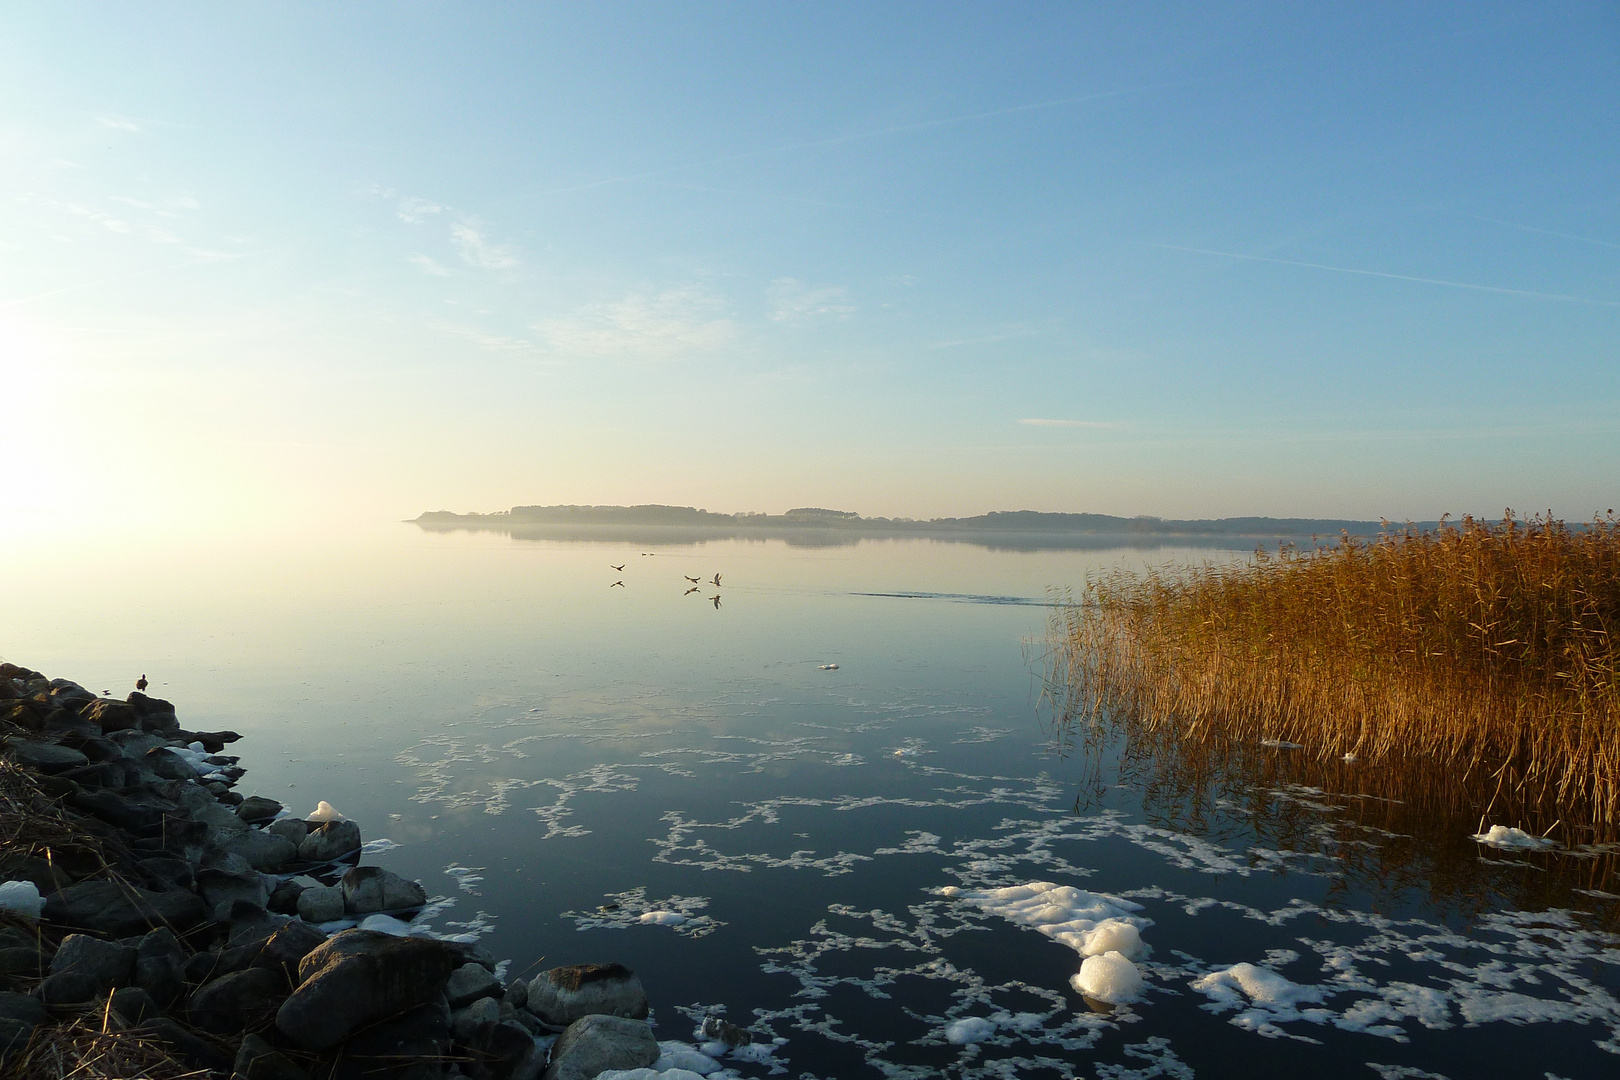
[1044,512,1620,842]
[412,504,1444,552]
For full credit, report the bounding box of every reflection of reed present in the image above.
[1038,513,1620,913]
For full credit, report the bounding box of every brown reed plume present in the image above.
[1046,511,1620,836]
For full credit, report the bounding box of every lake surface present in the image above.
[6,523,1619,1079]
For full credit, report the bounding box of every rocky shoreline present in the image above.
[0,663,748,1080]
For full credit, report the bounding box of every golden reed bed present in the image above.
[1045,512,1620,839]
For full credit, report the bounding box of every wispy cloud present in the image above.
[395,196,443,223]
[1162,245,1619,307]
[95,115,141,132]
[1472,216,1620,251]
[1018,418,1118,428]
[449,223,519,269]
[533,288,738,360]
[767,278,854,324]
[409,253,451,276]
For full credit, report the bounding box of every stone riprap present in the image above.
[0,663,673,1080]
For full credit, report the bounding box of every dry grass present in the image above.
[7,1013,209,1080]
[1046,512,1620,836]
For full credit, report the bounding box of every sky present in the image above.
[2,1,1616,534]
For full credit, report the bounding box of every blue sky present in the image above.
[2,2,1615,530]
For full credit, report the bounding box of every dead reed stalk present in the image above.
[1047,512,1620,834]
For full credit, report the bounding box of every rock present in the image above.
[81,699,139,733]
[267,817,308,847]
[275,929,462,1051]
[136,855,195,892]
[527,964,648,1029]
[268,878,307,915]
[541,1014,659,1080]
[127,692,180,735]
[185,729,243,753]
[2,739,89,773]
[238,796,284,823]
[254,921,328,976]
[0,991,46,1051]
[68,787,167,831]
[452,994,502,1040]
[107,985,162,1026]
[699,1016,753,1046]
[135,927,187,1008]
[44,879,206,936]
[333,998,451,1079]
[35,970,106,1005]
[468,1019,544,1080]
[446,961,504,1008]
[185,950,223,984]
[226,828,299,871]
[298,819,361,863]
[197,867,271,912]
[108,729,167,759]
[189,966,287,1033]
[0,948,45,978]
[340,866,426,914]
[235,1032,313,1080]
[145,747,199,781]
[296,884,345,923]
[48,933,136,993]
[60,761,129,788]
[503,978,528,1011]
[47,679,96,704]
[222,901,290,948]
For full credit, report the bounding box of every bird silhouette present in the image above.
[710,573,722,587]
[684,586,701,595]
[610,563,626,572]
[136,674,148,691]
[684,575,701,584]
[610,580,625,588]
[710,594,722,609]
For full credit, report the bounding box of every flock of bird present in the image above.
[608,559,724,608]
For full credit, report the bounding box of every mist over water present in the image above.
[6,523,1618,1078]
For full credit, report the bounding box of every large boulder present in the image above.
[445,961,504,1008]
[526,964,648,1029]
[235,1033,313,1080]
[80,699,139,733]
[2,739,88,774]
[47,934,135,991]
[44,880,205,937]
[127,691,180,735]
[541,1014,659,1080]
[340,866,426,914]
[237,795,283,823]
[189,966,287,1034]
[274,929,462,1051]
[296,884,345,923]
[197,867,270,913]
[225,828,299,871]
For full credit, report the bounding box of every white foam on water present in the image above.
[1191,961,1330,1039]
[944,1016,997,1044]
[1471,825,1558,851]
[562,887,725,938]
[942,881,1151,959]
[1075,951,1146,1004]
[360,838,401,855]
[0,880,43,918]
[640,910,687,926]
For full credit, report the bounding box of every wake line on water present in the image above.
[851,591,1059,607]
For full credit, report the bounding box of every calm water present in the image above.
[6,523,1619,1079]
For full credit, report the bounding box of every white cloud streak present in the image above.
[532,288,737,360]
[449,223,519,269]
[1162,245,1618,307]
[767,278,854,324]
[1018,418,1117,428]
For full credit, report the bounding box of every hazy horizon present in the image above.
[3,3,1616,543]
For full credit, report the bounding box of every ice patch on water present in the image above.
[1471,825,1558,851]
[563,887,725,938]
[360,838,401,855]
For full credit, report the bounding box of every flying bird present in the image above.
[136,674,148,691]
[610,563,626,572]
[610,580,625,588]
[710,574,722,587]
[684,575,701,584]
[684,586,701,595]
[710,594,722,609]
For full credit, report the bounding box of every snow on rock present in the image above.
[943,1017,997,1044]
[308,800,346,822]
[1470,825,1558,851]
[0,880,43,918]
[1073,951,1146,1004]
